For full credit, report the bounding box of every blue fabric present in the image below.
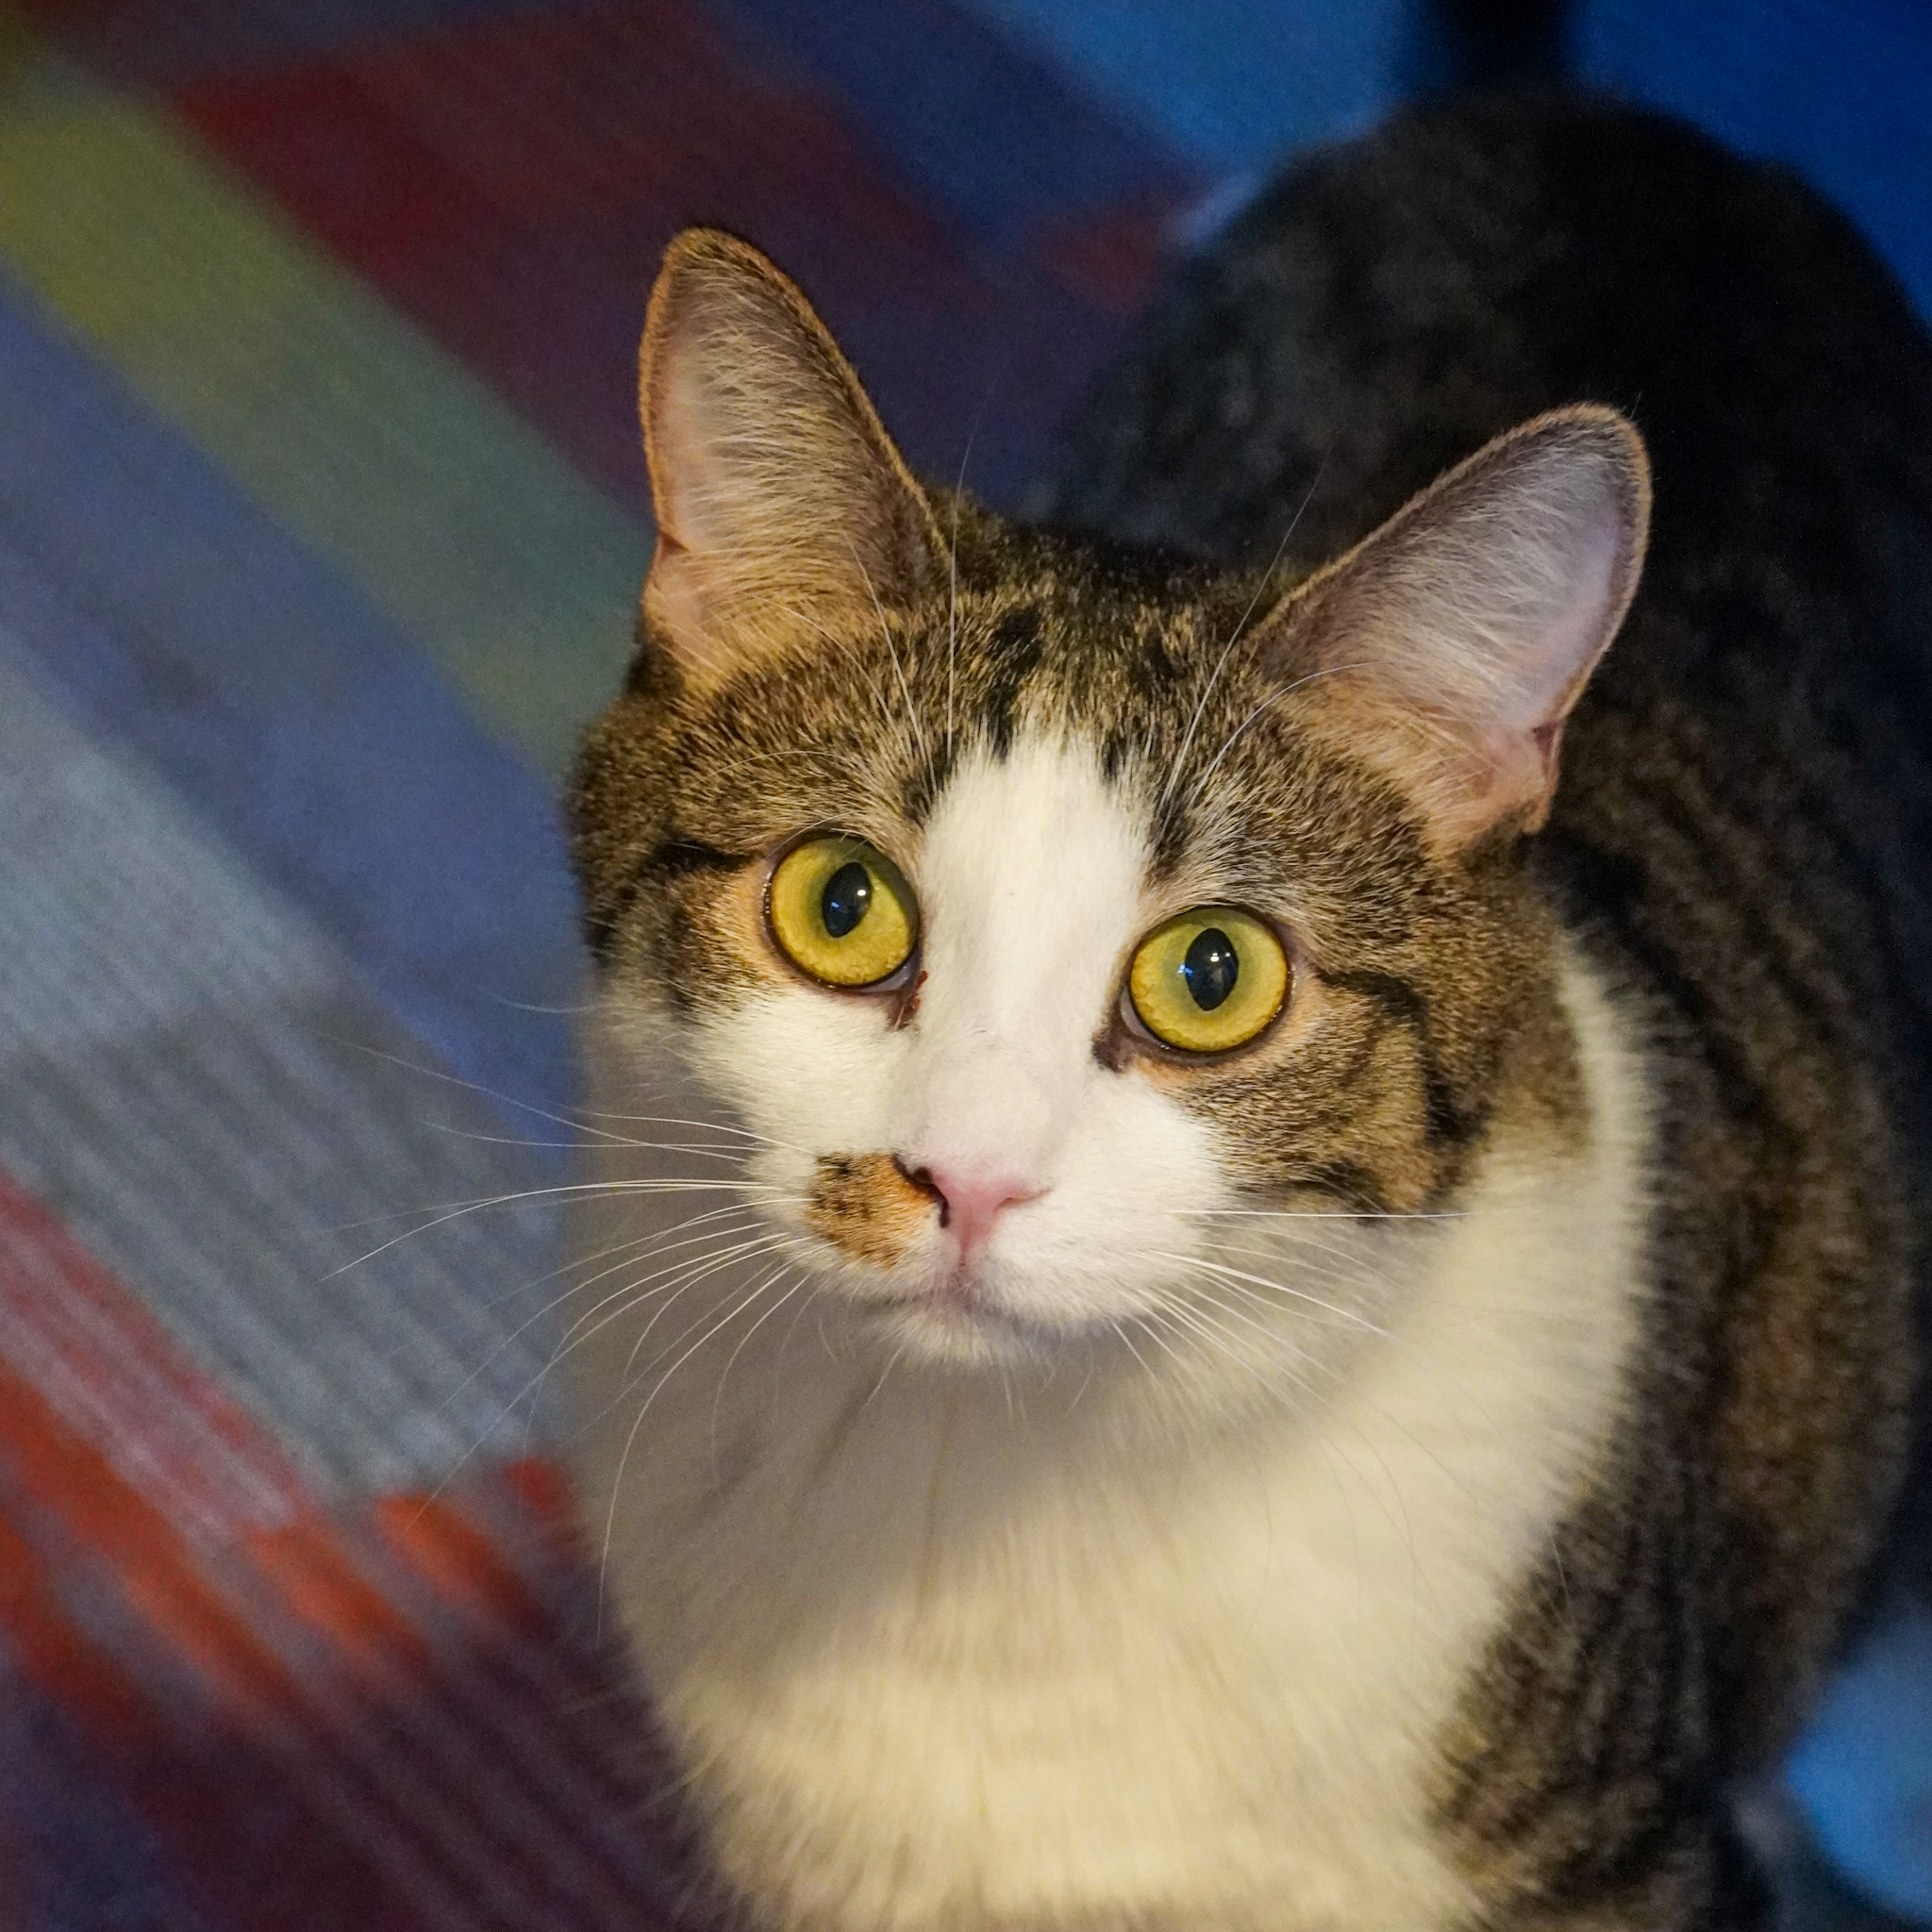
[1574,0,1932,323]
[0,274,579,1116]
[1790,1603,1932,1921]
[715,0,1190,247]
[954,0,1428,175]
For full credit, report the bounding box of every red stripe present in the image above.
[0,1169,308,1538]
[0,1358,458,1930]
[0,1167,690,1926]
[172,0,1142,508]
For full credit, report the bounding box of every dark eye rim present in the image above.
[1108,905,1296,1066]
[760,825,924,996]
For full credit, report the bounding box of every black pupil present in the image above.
[1180,927,1240,1011]
[821,861,874,939]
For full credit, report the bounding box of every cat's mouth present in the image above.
[852,1270,1063,1365]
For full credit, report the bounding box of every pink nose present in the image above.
[899,1162,1040,1259]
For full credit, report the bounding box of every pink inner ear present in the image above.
[1497,510,1625,735]
[639,287,831,672]
[640,347,725,663]
[642,535,713,675]
[638,236,942,685]
[648,346,734,560]
[1450,507,1630,834]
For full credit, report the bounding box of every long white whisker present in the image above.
[1179,1206,1467,1222]
[1149,1249,1391,1337]
[1135,1304,1234,1399]
[324,1178,791,1277]
[781,602,908,752]
[711,1263,810,1443]
[325,1033,653,1150]
[618,1234,800,1375]
[436,1206,775,1412]
[1181,661,1369,817]
[572,1111,808,1158]
[325,1140,769,1232]
[1191,1226,1420,1300]
[555,1215,791,1351]
[413,1223,795,1512]
[600,1265,791,1621]
[503,1226,793,1403]
[1157,460,1326,822]
[1110,1317,1158,1383]
[946,404,985,757]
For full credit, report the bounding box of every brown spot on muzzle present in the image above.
[805,1153,938,1267]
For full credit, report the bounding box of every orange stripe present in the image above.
[0,1353,297,1716]
[374,1456,584,1643]
[0,1182,585,1923]
[0,1392,431,1928]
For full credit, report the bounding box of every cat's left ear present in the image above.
[638,228,944,687]
[1269,406,1650,845]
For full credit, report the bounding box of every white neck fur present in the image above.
[569,940,1650,1932]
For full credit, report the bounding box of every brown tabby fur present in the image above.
[806,1154,935,1268]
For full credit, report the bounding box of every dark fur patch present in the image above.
[981,605,1043,759]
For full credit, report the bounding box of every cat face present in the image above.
[571,230,1648,1374]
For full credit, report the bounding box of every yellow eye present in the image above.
[1127,907,1289,1054]
[768,837,919,988]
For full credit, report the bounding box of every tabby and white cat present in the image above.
[565,101,1932,1931]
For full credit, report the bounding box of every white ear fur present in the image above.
[640,229,941,684]
[1281,407,1651,843]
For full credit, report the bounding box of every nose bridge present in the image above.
[897,914,1083,1180]
[924,929,1076,1073]
[894,735,1149,1178]
[911,1031,1058,1163]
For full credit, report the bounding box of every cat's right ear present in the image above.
[638,229,943,688]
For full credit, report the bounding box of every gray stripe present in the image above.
[0,638,569,1494]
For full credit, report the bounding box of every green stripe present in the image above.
[0,36,647,773]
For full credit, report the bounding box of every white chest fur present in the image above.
[571,961,1649,1932]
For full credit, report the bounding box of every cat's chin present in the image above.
[848,1287,1071,1371]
